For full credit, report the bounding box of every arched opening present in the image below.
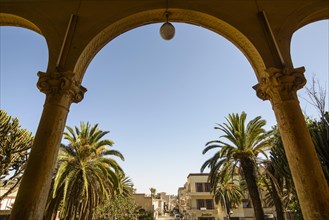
[68,22,274,194]
[290,19,329,117]
[0,26,48,134]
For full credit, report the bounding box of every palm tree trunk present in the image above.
[269,176,285,220]
[240,158,265,220]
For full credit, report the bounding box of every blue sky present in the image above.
[0,20,328,195]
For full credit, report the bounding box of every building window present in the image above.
[195,183,211,192]
[205,199,214,209]
[196,199,214,210]
[204,183,211,192]
[197,199,205,209]
[196,183,203,192]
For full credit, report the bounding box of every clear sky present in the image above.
[0,20,328,195]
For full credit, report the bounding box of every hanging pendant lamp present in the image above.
[160,1,175,40]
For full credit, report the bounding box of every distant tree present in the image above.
[149,187,156,198]
[96,174,155,220]
[96,175,138,220]
[44,122,124,220]
[0,109,33,201]
[303,77,329,182]
[302,77,326,118]
[96,194,139,220]
[201,112,271,220]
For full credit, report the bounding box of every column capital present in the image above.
[37,71,87,104]
[253,67,306,104]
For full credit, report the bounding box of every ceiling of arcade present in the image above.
[0,0,328,81]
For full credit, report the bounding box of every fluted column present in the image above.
[10,71,86,220]
[254,67,329,220]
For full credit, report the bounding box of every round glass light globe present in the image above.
[160,22,175,40]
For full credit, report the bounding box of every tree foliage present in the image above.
[212,173,243,219]
[96,175,154,220]
[268,126,303,219]
[44,122,125,220]
[201,112,271,220]
[149,187,156,198]
[96,194,139,220]
[307,113,329,182]
[0,109,33,201]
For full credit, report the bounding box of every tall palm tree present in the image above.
[201,112,270,220]
[44,122,125,220]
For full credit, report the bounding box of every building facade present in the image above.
[178,173,221,220]
[178,173,275,220]
[133,192,177,219]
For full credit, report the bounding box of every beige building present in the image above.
[178,173,275,220]
[179,173,220,220]
[133,192,176,219]
[133,193,154,213]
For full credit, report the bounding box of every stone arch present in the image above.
[0,13,42,35]
[74,9,265,82]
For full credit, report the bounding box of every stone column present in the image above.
[253,67,329,220]
[10,71,86,220]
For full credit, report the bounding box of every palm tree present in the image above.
[44,122,125,220]
[117,173,135,197]
[201,112,270,220]
[150,187,156,198]
[260,160,285,220]
[212,172,244,220]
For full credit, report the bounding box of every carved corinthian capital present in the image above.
[37,71,87,103]
[253,67,306,104]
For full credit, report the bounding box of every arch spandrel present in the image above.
[74,9,266,83]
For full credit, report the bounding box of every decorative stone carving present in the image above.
[37,71,87,104]
[253,67,306,104]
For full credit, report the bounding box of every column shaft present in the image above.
[272,99,329,219]
[10,99,70,220]
[254,67,329,220]
[10,71,86,220]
